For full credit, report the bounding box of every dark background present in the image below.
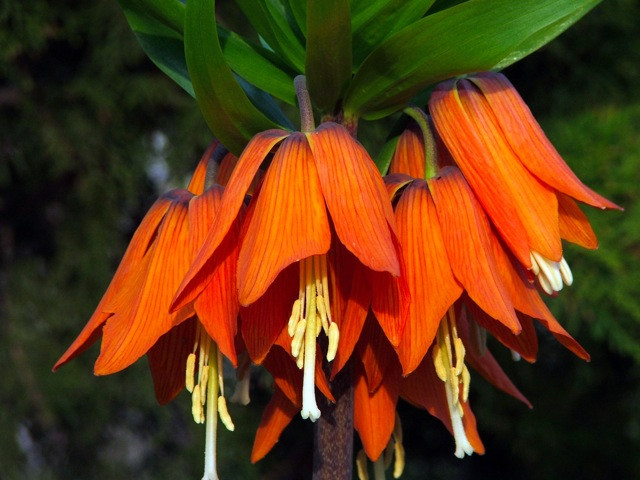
[1,1,639,478]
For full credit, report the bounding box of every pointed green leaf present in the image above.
[185,0,283,154]
[219,27,297,105]
[285,0,307,36]
[351,0,434,66]
[305,0,352,113]
[120,0,185,36]
[234,0,306,72]
[344,0,602,120]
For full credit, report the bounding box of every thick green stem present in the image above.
[295,75,315,132]
[403,106,438,179]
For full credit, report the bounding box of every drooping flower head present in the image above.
[429,72,621,295]
[172,122,406,423]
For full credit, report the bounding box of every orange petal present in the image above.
[147,316,197,405]
[306,122,400,276]
[456,79,563,261]
[557,193,598,249]
[470,73,621,210]
[330,246,371,379]
[189,187,240,365]
[240,264,298,364]
[388,124,426,179]
[529,311,590,361]
[430,83,531,266]
[238,133,331,305]
[53,193,175,371]
[353,357,400,461]
[466,299,538,363]
[173,130,288,311]
[457,312,532,407]
[384,173,413,200]
[94,191,194,375]
[216,151,237,188]
[460,402,485,455]
[356,314,401,393]
[187,141,218,195]
[428,167,520,334]
[251,387,298,463]
[394,181,463,374]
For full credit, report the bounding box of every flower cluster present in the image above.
[55,72,619,479]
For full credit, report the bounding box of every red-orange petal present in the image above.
[353,357,400,461]
[394,181,463,374]
[470,73,621,210]
[189,187,240,365]
[251,387,298,463]
[238,133,331,305]
[428,167,520,334]
[457,312,532,408]
[94,190,194,375]
[240,264,298,364]
[187,141,218,195]
[53,193,175,371]
[456,79,563,261]
[306,122,400,276]
[430,83,532,266]
[557,193,599,249]
[172,130,288,311]
[147,316,197,405]
[388,124,426,179]
[356,314,401,393]
[384,173,413,200]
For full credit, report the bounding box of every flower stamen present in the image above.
[288,255,340,422]
[432,308,474,458]
[529,250,573,295]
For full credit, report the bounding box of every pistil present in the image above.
[432,308,474,458]
[287,255,340,421]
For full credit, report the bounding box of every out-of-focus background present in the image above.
[1,1,639,479]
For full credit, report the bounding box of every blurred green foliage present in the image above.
[1,0,639,479]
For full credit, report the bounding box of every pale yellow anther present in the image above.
[217,396,235,431]
[462,364,470,403]
[450,367,460,400]
[432,344,448,382]
[199,366,210,406]
[316,294,329,334]
[295,342,305,369]
[288,299,302,336]
[453,337,465,375]
[186,353,196,393]
[356,449,369,480]
[326,322,340,362]
[393,442,405,479]
[291,319,307,359]
[192,385,204,424]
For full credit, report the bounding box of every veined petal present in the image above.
[457,313,532,408]
[251,387,298,463]
[557,193,598,249]
[306,122,400,276]
[428,167,520,334]
[216,151,237,188]
[173,130,288,310]
[238,133,331,305]
[370,265,410,347]
[356,314,401,393]
[329,244,370,379]
[466,299,538,363]
[95,191,194,375]
[187,141,218,195]
[384,173,413,200]
[354,357,400,461]
[470,73,621,211]
[189,187,240,365]
[240,264,298,364]
[395,181,463,374]
[456,80,562,262]
[147,316,197,405]
[430,84,531,266]
[389,124,425,179]
[53,192,175,371]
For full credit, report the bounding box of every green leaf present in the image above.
[185,0,283,154]
[234,0,306,72]
[285,0,307,36]
[305,0,352,113]
[344,0,602,120]
[120,0,185,36]
[375,135,400,175]
[351,0,434,66]
[219,27,297,105]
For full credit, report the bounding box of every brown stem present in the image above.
[312,361,354,480]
